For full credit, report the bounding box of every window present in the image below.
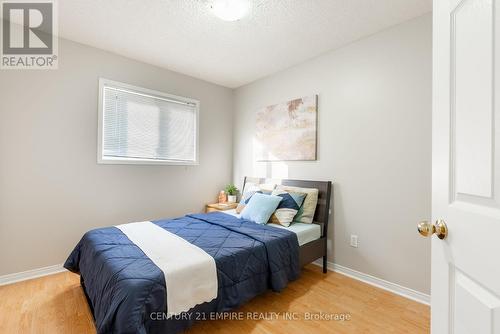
[98,79,199,165]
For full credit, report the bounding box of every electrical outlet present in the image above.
[350,235,358,248]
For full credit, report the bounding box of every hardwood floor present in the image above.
[0,265,429,333]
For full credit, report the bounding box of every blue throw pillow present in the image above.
[243,191,262,204]
[236,190,263,213]
[240,193,282,225]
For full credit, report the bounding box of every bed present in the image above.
[64,177,332,334]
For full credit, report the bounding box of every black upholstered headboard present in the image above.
[242,177,333,237]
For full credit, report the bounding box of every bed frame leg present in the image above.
[322,255,327,273]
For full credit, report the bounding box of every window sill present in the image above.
[97,157,199,166]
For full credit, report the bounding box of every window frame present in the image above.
[97,78,200,165]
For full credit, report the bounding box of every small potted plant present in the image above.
[225,184,238,203]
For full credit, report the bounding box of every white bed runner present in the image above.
[116,221,218,316]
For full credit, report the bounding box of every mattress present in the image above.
[223,209,321,246]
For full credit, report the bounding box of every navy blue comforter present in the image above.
[64,212,300,334]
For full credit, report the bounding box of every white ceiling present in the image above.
[59,0,431,88]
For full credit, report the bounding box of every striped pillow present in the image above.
[269,190,306,227]
[275,185,319,224]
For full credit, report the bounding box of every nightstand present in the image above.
[206,202,238,213]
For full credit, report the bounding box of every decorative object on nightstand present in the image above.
[206,202,238,213]
[218,190,227,204]
[225,184,239,203]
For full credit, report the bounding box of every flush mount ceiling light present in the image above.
[211,0,251,21]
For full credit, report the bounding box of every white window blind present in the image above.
[98,79,199,164]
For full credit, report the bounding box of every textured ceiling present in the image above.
[58,0,431,88]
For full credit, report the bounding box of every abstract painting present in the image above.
[256,95,317,161]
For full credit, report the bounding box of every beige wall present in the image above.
[232,14,432,294]
[0,38,233,275]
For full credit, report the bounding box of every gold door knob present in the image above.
[417,219,448,240]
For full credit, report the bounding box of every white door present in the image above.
[432,0,500,333]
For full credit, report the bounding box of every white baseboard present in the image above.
[0,264,66,286]
[313,260,430,305]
